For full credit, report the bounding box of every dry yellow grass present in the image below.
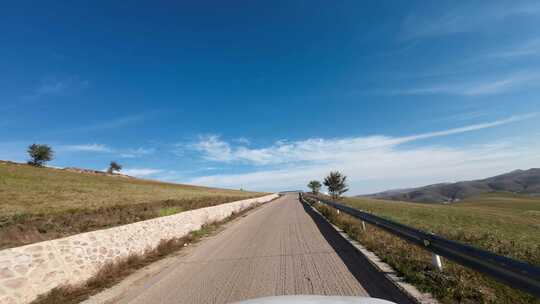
[0,161,259,217]
[0,161,264,249]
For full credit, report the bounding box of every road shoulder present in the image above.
[81,204,271,304]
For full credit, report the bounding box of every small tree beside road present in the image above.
[323,171,349,199]
[307,180,322,195]
[27,144,54,167]
[107,161,122,174]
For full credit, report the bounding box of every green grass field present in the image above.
[342,193,540,265]
[0,161,263,249]
[314,193,540,303]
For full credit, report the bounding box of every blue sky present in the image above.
[1,1,540,194]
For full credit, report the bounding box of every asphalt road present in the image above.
[110,194,414,304]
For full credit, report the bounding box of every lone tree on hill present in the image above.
[307,180,322,195]
[323,171,349,199]
[27,144,54,167]
[108,161,122,174]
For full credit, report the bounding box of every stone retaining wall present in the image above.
[0,194,278,304]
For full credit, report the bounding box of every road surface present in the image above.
[108,194,414,304]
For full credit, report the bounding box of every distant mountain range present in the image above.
[362,168,540,203]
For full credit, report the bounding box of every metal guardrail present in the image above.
[299,192,540,298]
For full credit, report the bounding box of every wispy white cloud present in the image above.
[487,38,540,59]
[60,143,155,159]
[72,112,158,133]
[122,168,163,177]
[401,2,540,40]
[22,77,89,101]
[188,141,540,194]
[438,111,488,122]
[395,114,537,143]
[62,143,113,152]
[119,147,156,158]
[391,72,540,96]
[187,115,539,193]
[191,135,233,162]
[463,77,530,96]
[234,137,251,145]
[191,115,535,166]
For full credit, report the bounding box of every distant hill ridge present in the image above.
[363,168,540,203]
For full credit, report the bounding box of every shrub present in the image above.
[27,144,54,167]
[307,180,322,195]
[323,171,349,199]
[107,161,122,174]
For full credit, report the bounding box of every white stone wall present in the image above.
[0,194,278,304]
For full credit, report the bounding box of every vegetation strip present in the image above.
[0,161,263,249]
[307,193,540,296]
[303,195,540,304]
[30,203,264,304]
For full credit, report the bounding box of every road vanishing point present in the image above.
[93,194,415,304]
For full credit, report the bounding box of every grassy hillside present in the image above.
[318,193,540,303]
[0,161,263,249]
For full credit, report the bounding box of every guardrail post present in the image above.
[361,221,366,232]
[432,253,443,271]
